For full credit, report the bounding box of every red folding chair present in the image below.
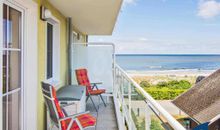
[75,68,106,112]
[41,82,96,130]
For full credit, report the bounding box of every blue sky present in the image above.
[89,0,220,54]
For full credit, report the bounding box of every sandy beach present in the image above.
[128,69,215,84]
[128,69,214,76]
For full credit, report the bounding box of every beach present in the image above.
[128,69,215,85]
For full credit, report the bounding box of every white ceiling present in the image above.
[48,0,123,35]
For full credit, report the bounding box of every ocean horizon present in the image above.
[116,54,220,71]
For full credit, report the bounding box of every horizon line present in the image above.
[116,54,220,56]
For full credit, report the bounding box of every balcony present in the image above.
[113,64,186,130]
[69,43,186,130]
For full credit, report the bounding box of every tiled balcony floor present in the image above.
[86,96,118,130]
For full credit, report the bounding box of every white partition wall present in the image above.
[71,43,115,93]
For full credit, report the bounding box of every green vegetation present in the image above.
[131,110,165,130]
[146,88,185,100]
[140,81,151,88]
[150,118,164,130]
[140,80,191,100]
[131,109,145,130]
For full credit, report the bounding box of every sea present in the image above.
[116,54,220,72]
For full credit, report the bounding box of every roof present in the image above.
[172,69,220,123]
[48,0,123,35]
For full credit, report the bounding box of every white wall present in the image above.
[71,43,114,93]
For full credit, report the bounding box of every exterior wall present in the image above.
[36,0,68,129]
[35,1,87,129]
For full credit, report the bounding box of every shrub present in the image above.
[145,87,185,100]
[178,80,191,89]
[150,118,164,130]
[138,79,191,100]
[168,80,179,86]
[157,81,168,88]
[140,81,151,88]
[167,80,191,89]
[131,108,146,130]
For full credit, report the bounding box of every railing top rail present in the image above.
[115,64,186,130]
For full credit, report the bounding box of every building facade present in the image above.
[0,0,122,130]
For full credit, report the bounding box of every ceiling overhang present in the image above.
[48,0,123,35]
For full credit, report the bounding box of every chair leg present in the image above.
[90,96,98,112]
[86,96,89,102]
[99,94,107,107]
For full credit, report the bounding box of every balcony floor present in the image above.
[86,96,118,130]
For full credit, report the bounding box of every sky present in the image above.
[89,0,220,54]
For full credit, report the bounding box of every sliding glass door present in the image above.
[2,3,23,130]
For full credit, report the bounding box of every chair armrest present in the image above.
[58,111,90,122]
[60,102,76,108]
[58,97,80,101]
[91,82,102,85]
[91,82,102,90]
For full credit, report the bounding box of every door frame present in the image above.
[0,0,38,130]
[2,2,24,130]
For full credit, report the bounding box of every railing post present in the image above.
[114,67,118,98]
[145,105,151,130]
[128,82,132,129]
[114,67,125,130]
[121,73,125,127]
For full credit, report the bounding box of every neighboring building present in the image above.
[0,0,122,130]
[173,69,220,129]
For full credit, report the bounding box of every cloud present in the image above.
[89,36,220,54]
[197,0,220,19]
[122,0,137,8]
[139,37,149,42]
[124,0,136,4]
[114,40,220,54]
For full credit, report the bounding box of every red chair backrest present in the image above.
[41,82,69,130]
[75,69,92,92]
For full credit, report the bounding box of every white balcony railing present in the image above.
[71,43,186,130]
[113,64,186,130]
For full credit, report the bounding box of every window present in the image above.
[47,23,53,79]
[2,4,22,130]
[44,11,60,84]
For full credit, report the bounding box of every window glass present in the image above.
[3,51,7,93]
[3,96,7,130]
[47,23,53,79]
[8,7,21,49]
[8,92,21,130]
[8,51,21,91]
[3,4,7,48]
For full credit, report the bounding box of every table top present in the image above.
[57,85,86,101]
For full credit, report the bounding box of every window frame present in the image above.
[1,3,24,130]
[45,14,60,86]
